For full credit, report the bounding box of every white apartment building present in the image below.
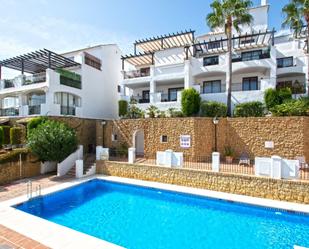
[120,0,308,111]
[0,44,121,120]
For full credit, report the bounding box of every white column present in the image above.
[128,148,136,164]
[268,46,277,89]
[150,79,156,104]
[75,160,84,178]
[212,152,220,173]
[184,60,193,89]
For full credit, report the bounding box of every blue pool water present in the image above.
[15,179,309,249]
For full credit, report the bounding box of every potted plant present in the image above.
[224,146,234,164]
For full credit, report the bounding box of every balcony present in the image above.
[124,68,150,79]
[0,107,19,117]
[61,106,76,116]
[232,50,271,63]
[0,72,47,91]
[28,105,41,115]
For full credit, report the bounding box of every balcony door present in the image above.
[142,90,150,103]
[242,77,259,91]
[168,87,184,101]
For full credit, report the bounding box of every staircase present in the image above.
[65,154,96,178]
[112,120,132,146]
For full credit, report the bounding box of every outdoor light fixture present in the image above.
[213,117,219,152]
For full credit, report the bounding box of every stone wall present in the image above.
[97,161,309,204]
[0,153,41,185]
[102,117,309,160]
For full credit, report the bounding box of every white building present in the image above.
[0,44,122,120]
[120,0,308,112]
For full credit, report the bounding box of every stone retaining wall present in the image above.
[0,153,41,185]
[97,161,309,204]
[102,117,309,160]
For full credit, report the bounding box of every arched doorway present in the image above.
[133,130,144,156]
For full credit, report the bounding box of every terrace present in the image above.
[0,49,81,90]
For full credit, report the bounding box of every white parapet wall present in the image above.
[156,150,183,168]
[255,156,300,180]
[57,145,83,177]
[96,146,109,160]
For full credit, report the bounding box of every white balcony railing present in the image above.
[0,72,47,90]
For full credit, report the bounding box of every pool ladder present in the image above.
[26,181,41,199]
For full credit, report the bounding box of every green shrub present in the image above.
[1,126,11,144]
[264,88,292,110]
[27,120,78,162]
[118,100,128,117]
[0,148,29,164]
[181,88,201,117]
[10,127,23,145]
[234,101,264,117]
[278,87,292,103]
[27,117,47,137]
[167,108,183,118]
[127,102,144,119]
[146,105,159,118]
[0,127,4,147]
[200,101,227,117]
[271,99,309,116]
[264,88,281,110]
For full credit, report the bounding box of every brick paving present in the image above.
[0,174,72,202]
[0,225,50,249]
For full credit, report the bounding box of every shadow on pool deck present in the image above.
[0,173,74,202]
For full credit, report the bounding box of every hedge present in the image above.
[27,117,47,137]
[234,101,265,117]
[0,148,29,164]
[10,127,23,145]
[1,126,11,144]
[271,99,309,116]
[181,88,201,117]
[200,101,227,117]
[118,100,128,117]
[264,88,292,110]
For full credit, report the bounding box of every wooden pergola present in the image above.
[0,49,80,78]
[134,30,195,53]
[193,29,276,57]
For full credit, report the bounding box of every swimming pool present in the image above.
[15,179,309,249]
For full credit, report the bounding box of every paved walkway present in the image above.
[0,225,50,249]
[0,174,72,202]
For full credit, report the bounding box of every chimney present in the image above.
[261,0,268,5]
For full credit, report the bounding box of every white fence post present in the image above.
[212,152,220,173]
[75,160,84,178]
[128,148,136,164]
[271,156,282,179]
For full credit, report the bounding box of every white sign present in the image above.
[265,141,274,149]
[180,135,191,148]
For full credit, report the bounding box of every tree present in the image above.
[206,0,253,116]
[282,0,309,96]
[27,120,78,163]
[181,88,201,116]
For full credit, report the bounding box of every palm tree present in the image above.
[282,0,309,96]
[206,0,253,116]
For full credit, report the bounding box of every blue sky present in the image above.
[0,0,289,62]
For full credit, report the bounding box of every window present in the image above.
[203,56,219,66]
[2,97,19,108]
[84,52,101,70]
[203,80,221,94]
[117,85,121,93]
[277,57,293,68]
[242,77,259,91]
[241,50,262,61]
[161,135,168,143]
[27,93,46,106]
[240,38,256,45]
[140,67,150,77]
[168,88,184,101]
[112,134,118,141]
[54,92,81,116]
[208,41,221,50]
[276,81,306,94]
[142,90,150,101]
